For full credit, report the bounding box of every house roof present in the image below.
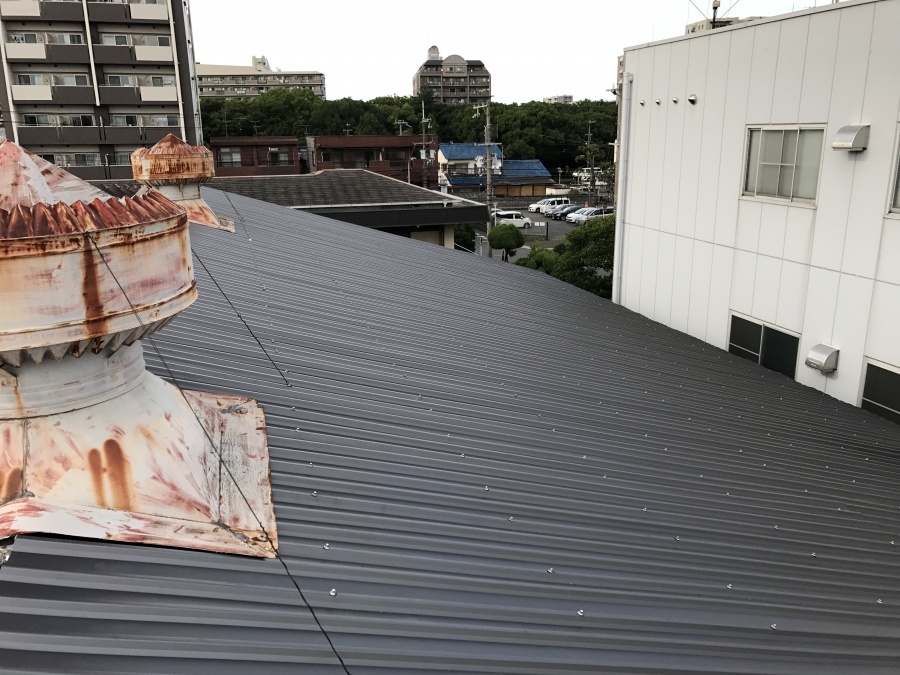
[500,159,552,178]
[93,170,472,209]
[1,189,900,673]
[440,143,504,160]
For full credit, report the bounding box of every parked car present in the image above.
[565,208,594,223]
[552,204,583,220]
[544,204,568,219]
[568,207,606,225]
[538,197,571,214]
[528,198,551,213]
[494,210,532,228]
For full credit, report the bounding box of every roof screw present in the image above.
[547,568,554,574]
[770,624,777,630]
[461,453,465,458]
[508,516,515,522]
[577,610,585,617]
[312,491,318,497]
[484,486,490,491]
[811,552,816,557]
[877,599,883,604]
[323,543,330,550]
[726,584,733,589]
[675,536,680,541]
[329,589,337,597]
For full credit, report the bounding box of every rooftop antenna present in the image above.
[396,119,410,136]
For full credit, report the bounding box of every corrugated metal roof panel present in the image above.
[1,189,899,673]
[439,143,504,160]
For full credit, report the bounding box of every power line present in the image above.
[83,231,352,674]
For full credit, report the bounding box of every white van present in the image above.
[494,210,532,228]
[538,197,571,214]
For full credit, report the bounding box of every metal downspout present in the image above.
[612,72,633,305]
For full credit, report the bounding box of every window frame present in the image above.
[890,126,900,215]
[727,312,801,379]
[742,124,826,205]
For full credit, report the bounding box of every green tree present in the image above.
[487,223,525,262]
[515,243,559,274]
[552,215,616,298]
[454,224,476,252]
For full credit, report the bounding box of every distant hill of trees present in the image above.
[200,88,617,176]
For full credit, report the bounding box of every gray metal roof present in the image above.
[1,188,900,673]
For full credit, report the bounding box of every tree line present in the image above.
[200,88,618,174]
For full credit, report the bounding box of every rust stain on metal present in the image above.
[81,242,107,336]
[87,448,107,508]
[103,439,135,512]
[0,467,22,501]
[132,135,215,183]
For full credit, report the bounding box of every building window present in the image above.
[150,75,175,87]
[110,114,139,126]
[218,147,241,167]
[148,114,178,127]
[862,363,900,425]
[106,74,135,87]
[60,114,94,126]
[893,145,900,211]
[17,74,44,85]
[49,33,84,45]
[143,35,170,47]
[728,315,799,379]
[55,74,89,86]
[101,34,129,46]
[22,114,50,126]
[744,127,824,202]
[10,33,38,44]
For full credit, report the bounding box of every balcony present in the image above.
[0,0,40,17]
[86,0,128,22]
[129,2,166,20]
[11,84,52,101]
[139,85,177,102]
[134,45,172,62]
[54,85,96,104]
[5,42,45,60]
[17,125,102,145]
[98,85,140,105]
[92,44,134,64]
[102,124,179,144]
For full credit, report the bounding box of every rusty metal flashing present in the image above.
[0,359,277,557]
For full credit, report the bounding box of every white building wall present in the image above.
[620,0,900,409]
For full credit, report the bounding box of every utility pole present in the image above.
[420,100,430,188]
[474,102,493,255]
[396,119,410,136]
[586,119,597,199]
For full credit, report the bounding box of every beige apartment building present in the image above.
[195,56,325,100]
[0,0,200,180]
[412,46,490,105]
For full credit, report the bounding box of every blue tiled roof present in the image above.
[440,143,504,160]
[501,159,551,178]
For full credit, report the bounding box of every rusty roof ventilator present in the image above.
[0,139,277,557]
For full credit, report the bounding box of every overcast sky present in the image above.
[189,0,825,103]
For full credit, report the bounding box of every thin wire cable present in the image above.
[84,232,351,675]
[191,247,292,388]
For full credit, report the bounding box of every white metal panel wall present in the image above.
[620,0,900,409]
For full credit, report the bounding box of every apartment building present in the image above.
[307,134,438,188]
[195,56,325,100]
[543,95,573,104]
[0,0,200,180]
[616,0,900,422]
[412,46,490,105]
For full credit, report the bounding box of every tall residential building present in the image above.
[412,46,490,105]
[543,95,574,104]
[0,0,200,180]
[195,56,325,100]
